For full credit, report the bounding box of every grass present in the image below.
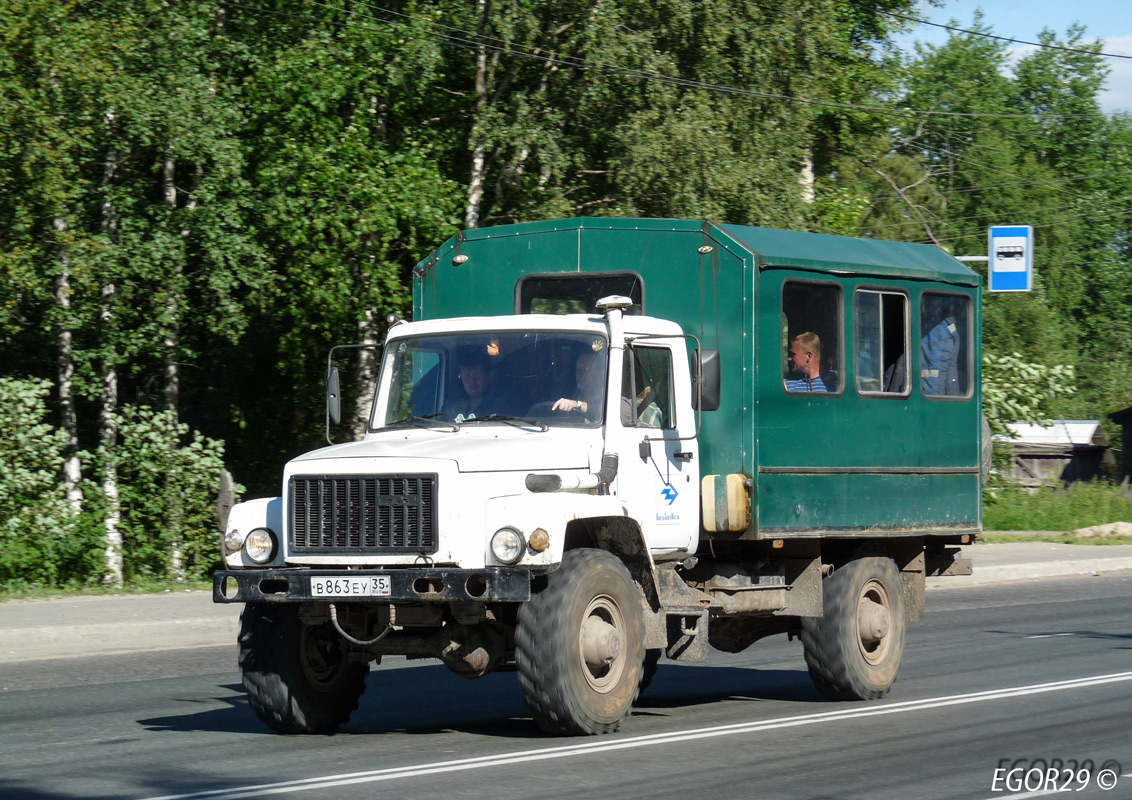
[983,479,1132,541]
[0,577,213,601]
[979,532,1132,545]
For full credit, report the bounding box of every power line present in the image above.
[892,206,1131,248]
[869,169,1106,205]
[863,133,1125,233]
[217,0,1112,122]
[883,10,1132,61]
[221,0,1132,236]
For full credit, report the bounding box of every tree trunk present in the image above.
[351,305,380,438]
[464,0,491,229]
[162,145,185,579]
[53,217,83,513]
[100,128,124,587]
[100,323,123,587]
[162,146,181,425]
[799,148,815,205]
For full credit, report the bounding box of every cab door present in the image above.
[607,341,699,555]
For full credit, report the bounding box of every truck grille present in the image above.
[289,474,438,554]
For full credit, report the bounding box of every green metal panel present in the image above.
[719,224,979,286]
[758,473,981,533]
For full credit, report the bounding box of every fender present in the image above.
[223,497,283,569]
[483,493,662,612]
[483,492,623,567]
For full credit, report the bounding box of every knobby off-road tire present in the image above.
[516,548,646,735]
[238,603,370,734]
[800,555,906,701]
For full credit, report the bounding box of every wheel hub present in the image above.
[577,594,627,693]
[581,616,622,667]
[856,579,894,666]
[858,597,891,644]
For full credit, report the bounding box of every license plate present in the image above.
[310,575,392,598]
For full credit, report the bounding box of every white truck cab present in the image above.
[221,300,699,575]
[216,299,711,735]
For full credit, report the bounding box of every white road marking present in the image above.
[1026,633,1075,639]
[141,671,1132,800]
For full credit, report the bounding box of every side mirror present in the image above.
[326,366,342,426]
[692,349,721,412]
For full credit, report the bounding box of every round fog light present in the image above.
[491,527,525,565]
[223,529,245,553]
[244,528,277,564]
[528,528,550,552]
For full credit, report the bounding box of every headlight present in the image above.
[244,528,278,564]
[490,527,526,565]
[223,529,245,553]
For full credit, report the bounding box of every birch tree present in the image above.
[232,1,459,449]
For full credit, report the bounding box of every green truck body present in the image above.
[413,217,983,540]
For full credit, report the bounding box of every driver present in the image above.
[553,349,604,421]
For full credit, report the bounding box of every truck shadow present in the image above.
[138,662,822,737]
[635,663,823,711]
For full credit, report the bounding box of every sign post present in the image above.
[988,225,1033,292]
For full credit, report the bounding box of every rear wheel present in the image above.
[239,603,369,734]
[516,549,645,734]
[801,555,905,700]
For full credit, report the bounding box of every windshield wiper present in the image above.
[458,414,548,432]
[383,414,458,431]
[411,415,459,431]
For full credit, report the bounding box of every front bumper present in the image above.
[213,567,533,604]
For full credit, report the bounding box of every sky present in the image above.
[898,1,1132,115]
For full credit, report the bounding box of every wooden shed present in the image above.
[1001,420,1114,486]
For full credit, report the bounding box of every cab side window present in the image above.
[782,282,841,394]
[920,293,972,397]
[854,289,909,396]
[622,345,674,429]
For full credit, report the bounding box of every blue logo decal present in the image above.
[661,484,678,505]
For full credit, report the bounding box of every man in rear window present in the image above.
[784,332,829,393]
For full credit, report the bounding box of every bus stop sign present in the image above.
[988,225,1033,292]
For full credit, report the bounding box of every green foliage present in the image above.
[0,378,103,588]
[982,352,1077,437]
[99,406,231,582]
[0,379,232,587]
[2,1,1132,592]
[984,481,1132,533]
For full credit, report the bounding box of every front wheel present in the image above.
[238,603,370,734]
[800,555,906,701]
[516,549,645,734]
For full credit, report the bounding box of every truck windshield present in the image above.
[373,331,609,429]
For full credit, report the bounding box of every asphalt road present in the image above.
[1,574,1131,800]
